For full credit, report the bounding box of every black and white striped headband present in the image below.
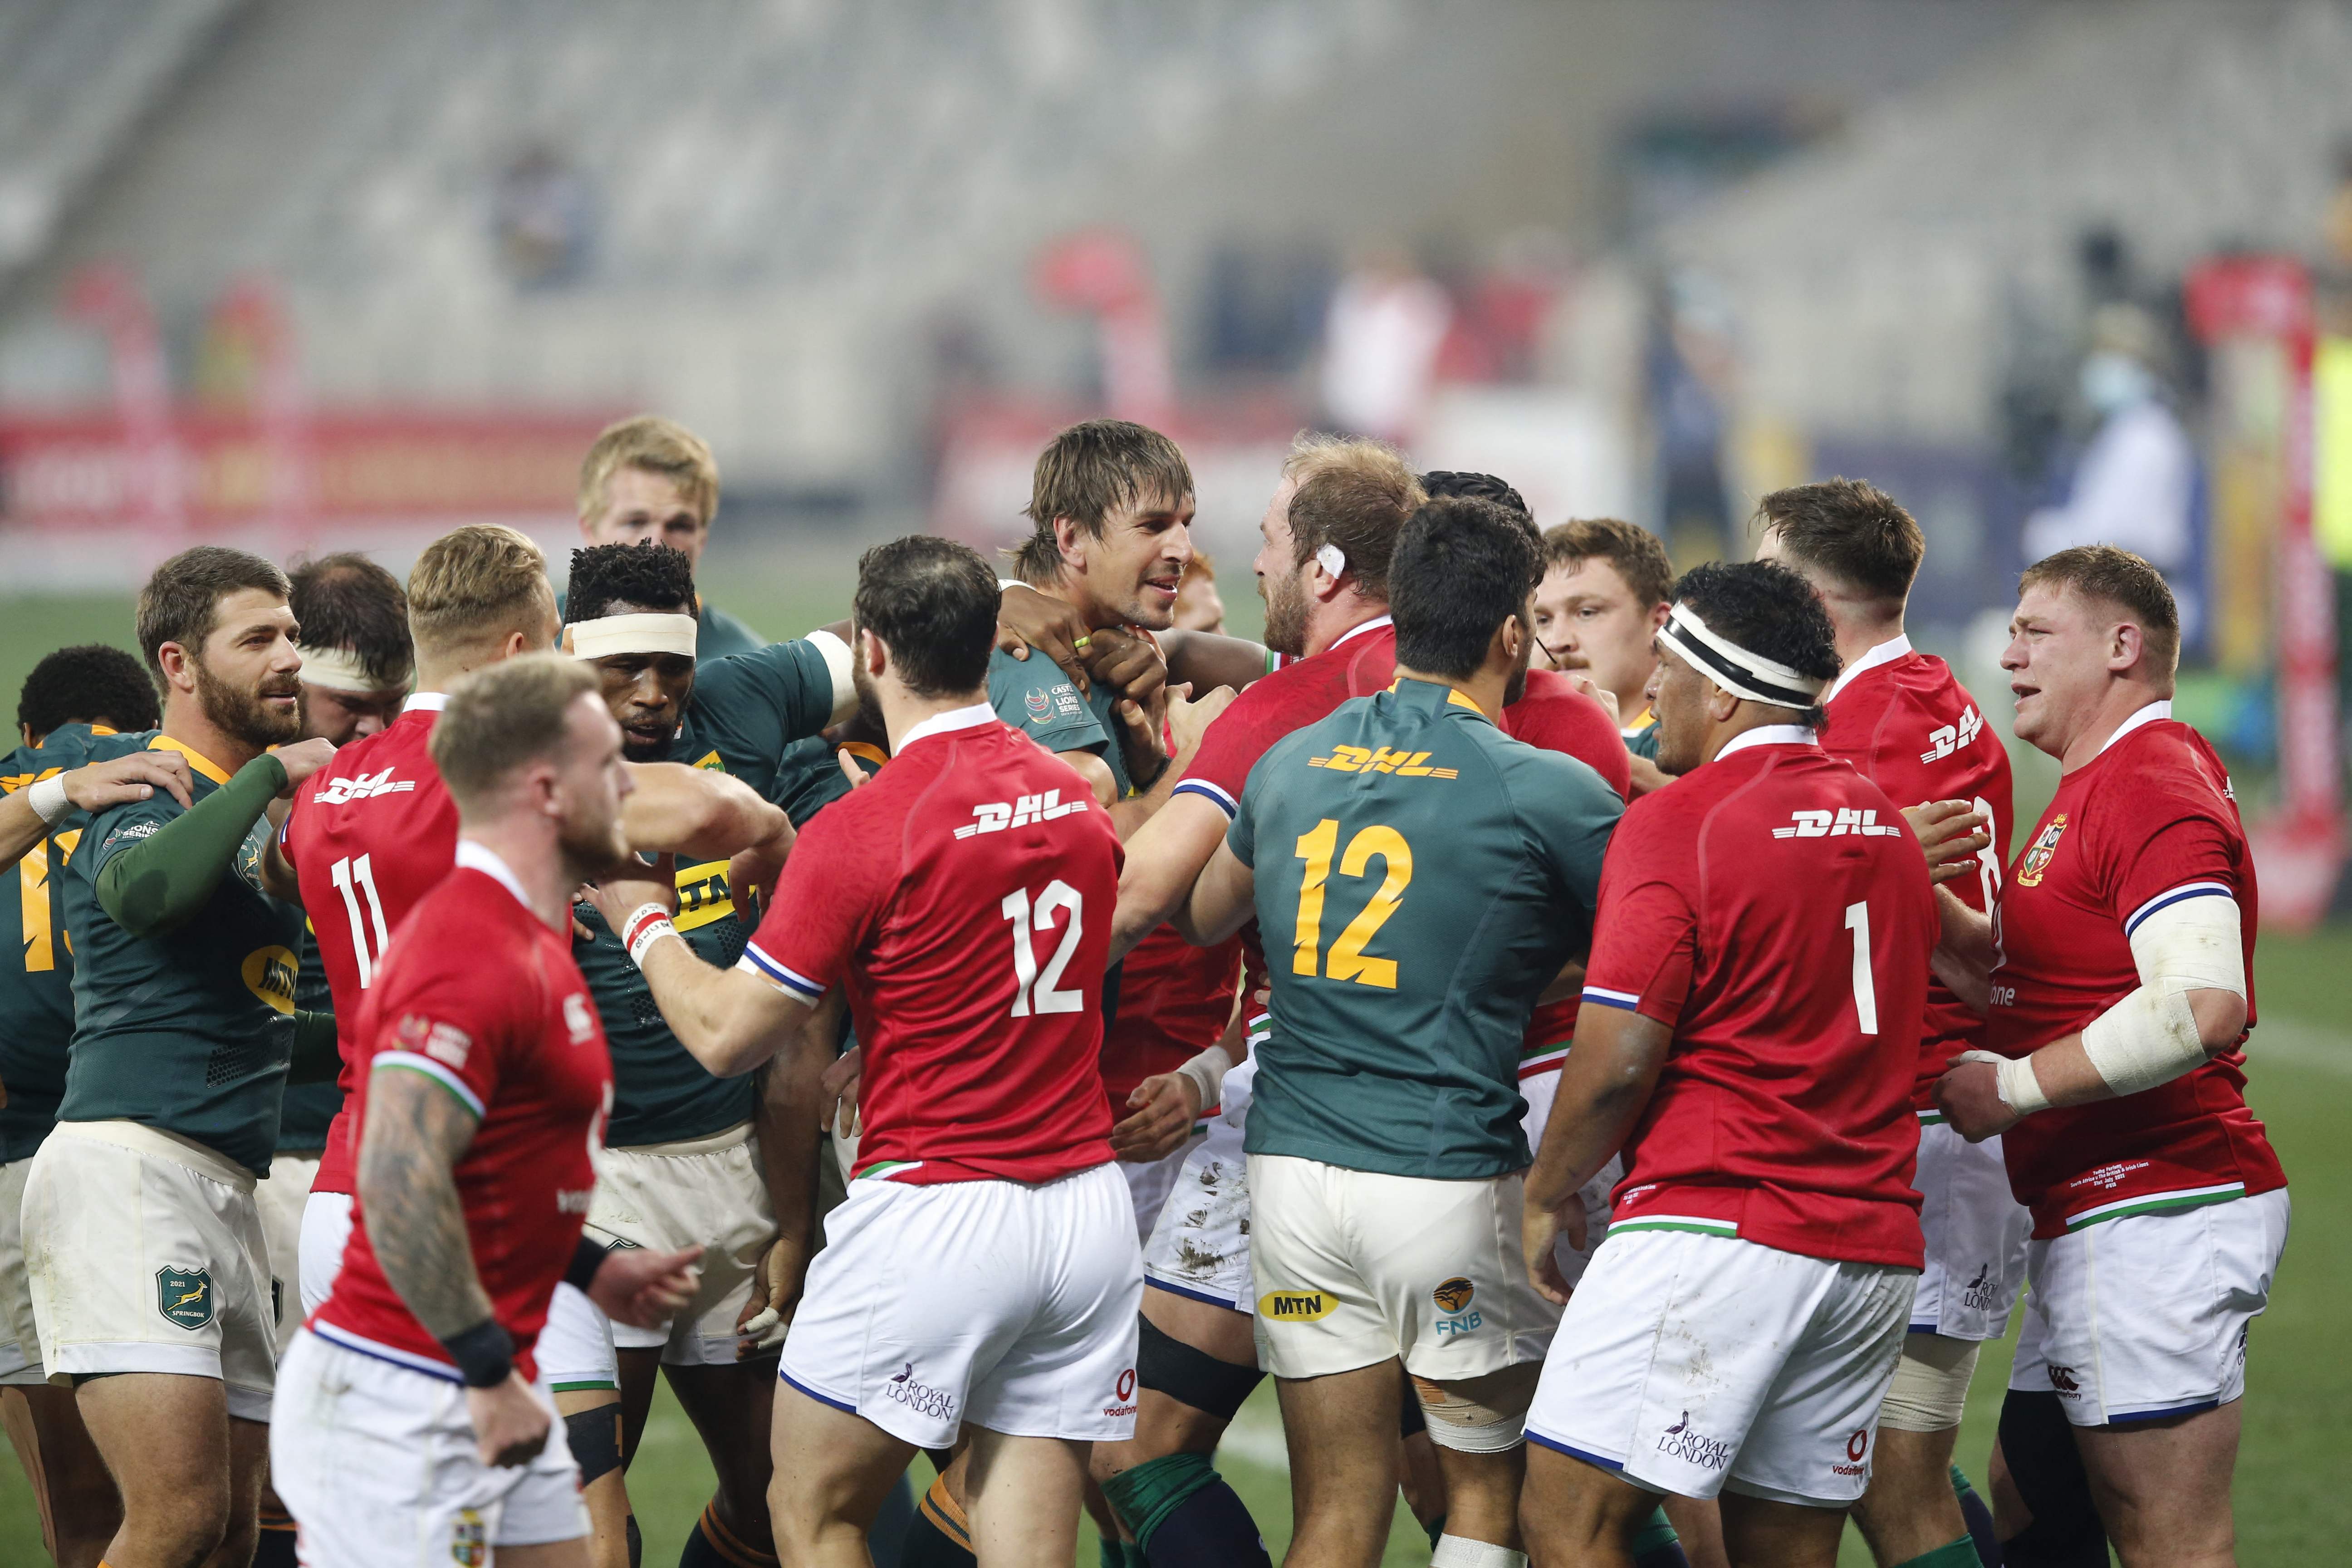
[1656,602,1827,709]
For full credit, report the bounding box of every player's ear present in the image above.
[2109,621,2141,674]
[1649,601,1671,632]
[155,640,196,694]
[1053,515,1088,574]
[856,627,887,677]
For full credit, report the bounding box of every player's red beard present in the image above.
[192,654,304,750]
[1260,568,1311,659]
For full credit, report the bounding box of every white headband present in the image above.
[566,612,699,661]
[297,645,407,695]
[1656,602,1828,709]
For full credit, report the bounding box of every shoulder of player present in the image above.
[2091,719,2238,813]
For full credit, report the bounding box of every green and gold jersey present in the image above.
[0,724,132,1163]
[59,735,306,1176]
[276,926,342,1155]
[1231,678,1622,1179]
[986,645,1140,799]
[1623,705,1661,762]
[573,637,838,1148]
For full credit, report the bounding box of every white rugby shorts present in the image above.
[524,1284,619,1395]
[1247,1153,1560,1384]
[2008,1186,2288,1427]
[257,1153,319,1356]
[1142,1112,1252,1311]
[1908,1118,2030,1341]
[297,1188,355,1318]
[1518,1069,1625,1294]
[1525,1230,1913,1508]
[1118,1132,1202,1245]
[778,1162,1142,1450]
[22,1120,277,1420]
[273,1328,588,1567]
[0,1156,44,1385]
[586,1122,777,1365]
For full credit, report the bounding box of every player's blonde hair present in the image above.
[430,653,600,811]
[407,524,554,655]
[578,415,720,527]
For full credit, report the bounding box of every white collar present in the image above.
[2096,698,2173,756]
[898,702,1001,752]
[1821,633,1913,706]
[455,838,529,908]
[1327,614,1393,652]
[404,691,449,714]
[1716,724,1819,760]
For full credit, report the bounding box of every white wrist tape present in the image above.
[2081,891,2244,1099]
[1952,1048,2050,1116]
[621,903,677,967]
[1173,1044,1232,1113]
[26,773,69,826]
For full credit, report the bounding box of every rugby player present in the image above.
[1529,518,1674,787]
[21,548,338,1568]
[0,644,171,1568]
[1175,495,1622,1568]
[540,540,855,1568]
[274,654,703,1568]
[1752,480,2016,1568]
[577,415,766,658]
[1520,560,1934,1568]
[1931,547,2285,1568]
[593,535,1138,1568]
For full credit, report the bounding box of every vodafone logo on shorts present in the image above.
[1833,1427,1870,1478]
[1104,1367,1138,1418]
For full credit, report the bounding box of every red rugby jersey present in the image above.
[739,705,1123,1184]
[280,696,460,1195]
[1582,729,1934,1268]
[1101,931,1243,1110]
[311,847,612,1381]
[1818,639,2014,1110]
[1987,704,2284,1238]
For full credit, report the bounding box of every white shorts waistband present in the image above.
[49,1119,255,1192]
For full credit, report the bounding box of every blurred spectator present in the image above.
[1319,245,1451,443]
[1649,267,1737,562]
[1173,549,1225,634]
[494,142,596,288]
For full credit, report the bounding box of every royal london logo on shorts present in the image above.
[242,946,299,1015]
[1656,1411,1733,1472]
[1257,1289,1336,1322]
[450,1507,487,1568]
[883,1362,958,1424]
[1962,1262,1999,1313]
[2014,813,2068,887]
[156,1266,214,1331]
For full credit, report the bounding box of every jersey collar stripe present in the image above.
[1171,779,1238,818]
[2062,1181,2244,1230]
[2096,697,2173,756]
[1581,986,1641,1010]
[1607,1215,1738,1237]
[1819,633,1915,706]
[374,1053,487,1119]
[1714,724,1818,760]
[309,1323,463,1382]
[1328,614,1394,651]
[898,701,1000,752]
[147,735,231,785]
[737,944,823,1001]
[2122,881,2234,937]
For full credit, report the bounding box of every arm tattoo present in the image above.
[357,1069,494,1337]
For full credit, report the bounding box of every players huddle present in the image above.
[0,412,2285,1568]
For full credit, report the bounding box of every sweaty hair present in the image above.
[566,543,698,624]
[136,546,291,678]
[17,644,159,739]
[1283,434,1425,603]
[407,525,553,652]
[1014,419,1194,583]
[578,415,720,527]
[1390,497,1546,679]
[2020,544,2181,678]
[430,653,602,811]
[1541,518,1674,610]
[1671,560,1843,729]
[1753,477,1924,603]
[1419,470,1530,518]
[854,535,1002,700]
[288,553,412,686]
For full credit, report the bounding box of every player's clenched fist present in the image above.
[1112,1071,1200,1164]
[1932,1051,2022,1142]
[466,1372,556,1469]
[269,735,341,796]
[589,1243,703,1329]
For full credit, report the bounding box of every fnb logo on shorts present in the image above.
[1104,1367,1138,1418]
[1772,808,1902,840]
[312,768,418,805]
[1833,1427,1871,1477]
[1258,1289,1335,1322]
[1920,706,1984,764]
[1655,1411,1733,1471]
[955,791,1088,838]
[884,1361,958,1423]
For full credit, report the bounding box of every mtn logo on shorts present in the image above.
[156,1266,214,1331]
[1258,1289,1335,1322]
[1432,1277,1475,1313]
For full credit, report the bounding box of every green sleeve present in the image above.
[288,1009,340,1085]
[95,754,287,938]
[988,651,1108,759]
[1514,750,1621,916]
[1225,790,1259,869]
[692,641,839,783]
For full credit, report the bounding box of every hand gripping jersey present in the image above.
[1231,677,1622,1181]
[311,847,612,1381]
[737,705,1123,1184]
[1582,730,1935,1268]
[1987,704,2284,1238]
[282,697,459,1196]
[1818,637,2014,1111]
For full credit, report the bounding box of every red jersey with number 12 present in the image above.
[280,697,459,1196]
[311,850,612,1381]
[738,706,1122,1184]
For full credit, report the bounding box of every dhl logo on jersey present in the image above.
[955,790,1088,838]
[674,859,734,931]
[0,764,64,795]
[1306,745,1458,779]
[310,768,417,805]
[1772,808,1903,840]
[1921,706,1984,764]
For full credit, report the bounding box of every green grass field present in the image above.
[0,556,2343,1562]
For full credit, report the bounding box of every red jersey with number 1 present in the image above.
[738,705,1122,1184]
[311,849,612,1381]
[1581,732,1933,1267]
[279,696,460,1196]
[1818,640,2013,1110]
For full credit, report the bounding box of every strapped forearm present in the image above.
[97,753,285,937]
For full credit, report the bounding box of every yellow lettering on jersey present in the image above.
[18,844,51,973]
[0,765,63,795]
[54,829,81,862]
[672,860,734,932]
[1308,744,1373,773]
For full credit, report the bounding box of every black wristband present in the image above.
[563,1236,608,1294]
[438,1318,515,1388]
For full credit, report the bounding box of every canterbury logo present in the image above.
[312,769,417,805]
[955,791,1088,838]
[1773,808,1902,840]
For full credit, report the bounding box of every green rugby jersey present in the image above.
[59,735,306,1176]
[1231,678,1622,1179]
[573,637,838,1147]
[276,925,342,1154]
[987,645,1141,798]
